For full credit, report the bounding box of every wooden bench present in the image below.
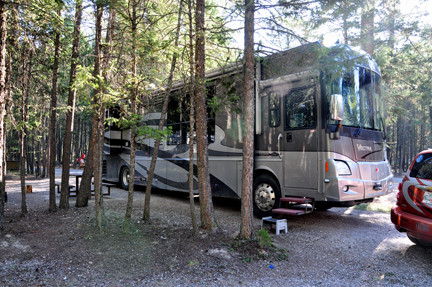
[102,183,115,196]
[55,182,75,194]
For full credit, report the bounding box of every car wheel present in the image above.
[407,234,432,247]
[120,166,130,190]
[253,174,281,218]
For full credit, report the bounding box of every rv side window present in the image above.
[167,93,189,145]
[268,92,280,127]
[285,86,316,129]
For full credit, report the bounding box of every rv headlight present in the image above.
[335,160,351,176]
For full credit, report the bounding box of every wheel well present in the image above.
[254,169,280,189]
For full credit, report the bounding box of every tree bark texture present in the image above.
[188,0,198,235]
[239,0,254,240]
[125,0,138,231]
[0,2,6,230]
[49,11,61,213]
[195,0,216,230]
[60,0,83,209]
[41,103,47,178]
[76,123,95,207]
[93,2,104,231]
[143,0,183,221]
[20,47,32,216]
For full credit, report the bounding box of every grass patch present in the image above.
[228,229,289,263]
[351,203,391,213]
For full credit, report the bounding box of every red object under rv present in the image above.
[391,149,432,246]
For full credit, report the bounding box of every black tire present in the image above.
[407,234,432,247]
[120,166,130,190]
[253,174,281,218]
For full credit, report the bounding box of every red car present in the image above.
[391,149,432,247]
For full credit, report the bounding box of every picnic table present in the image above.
[57,171,114,197]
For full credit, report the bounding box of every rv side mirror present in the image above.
[330,94,344,121]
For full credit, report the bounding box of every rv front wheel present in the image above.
[120,166,130,190]
[253,175,281,218]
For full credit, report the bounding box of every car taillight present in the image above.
[398,182,403,191]
[396,191,402,206]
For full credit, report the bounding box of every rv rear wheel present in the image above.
[253,175,281,218]
[120,166,130,190]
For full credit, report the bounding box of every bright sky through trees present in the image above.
[322,0,431,46]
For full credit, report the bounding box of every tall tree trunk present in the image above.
[56,121,61,162]
[49,10,62,213]
[75,116,80,162]
[188,0,198,235]
[93,2,104,231]
[195,0,216,230]
[143,0,183,221]
[20,46,32,216]
[76,125,95,208]
[0,2,7,231]
[30,135,34,175]
[239,0,254,239]
[430,106,432,147]
[41,102,47,178]
[360,0,375,54]
[124,0,138,231]
[60,0,83,209]
[36,132,41,177]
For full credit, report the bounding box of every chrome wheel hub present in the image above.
[122,170,130,186]
[254,183,276,211]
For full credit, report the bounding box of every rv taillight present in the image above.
[325,162,328,172]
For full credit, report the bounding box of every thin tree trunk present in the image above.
[0,2,7,231]
[60,0,83,209]
[239,0,255,239]
[195,0,216,230]
[188,0,198,235]
[124,0,138,231]
[56,121,61,163]
[30,135,34,175]
[430,106,432,147]
[41,102,47,178]
[75,116,80,162]
[20,46,32,216]
[36,132,41,177]
[49,10,62,213]
[76,124,95,208]
[93,2,104,231]
[143,0,183,221]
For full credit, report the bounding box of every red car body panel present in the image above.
[390,150,432,245]
[391,206,432,242]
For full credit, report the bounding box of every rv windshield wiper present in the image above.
[354,107,373,137]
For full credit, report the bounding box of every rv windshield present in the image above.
[327,67,384,131]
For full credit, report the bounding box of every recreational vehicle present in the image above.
[104,42,394,217]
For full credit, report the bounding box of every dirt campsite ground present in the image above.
[1,171,432,286]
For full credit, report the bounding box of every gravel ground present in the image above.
[1,171,432,286]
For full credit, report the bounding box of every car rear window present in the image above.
[410,153,432,180]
